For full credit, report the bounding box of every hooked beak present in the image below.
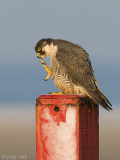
[36,52,41,58]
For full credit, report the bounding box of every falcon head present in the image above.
[35,38,58,58]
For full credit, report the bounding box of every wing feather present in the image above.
[56,45,96,91]
[56,44,112,110]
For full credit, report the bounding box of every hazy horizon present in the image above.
[0,103,120,160]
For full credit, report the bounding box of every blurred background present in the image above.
[0,0,120,160]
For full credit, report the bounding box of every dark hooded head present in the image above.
[35,38,53,58]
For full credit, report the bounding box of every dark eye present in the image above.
[40,51,45,55]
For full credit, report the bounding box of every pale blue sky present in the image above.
[0,0,120,105]
[0,1,120,159]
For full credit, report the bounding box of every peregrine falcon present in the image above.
[35,38,112,111]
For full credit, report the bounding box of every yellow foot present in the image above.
[40,58,50,80]
[50,92,64,95]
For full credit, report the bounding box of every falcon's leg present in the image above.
[40,58,50,81]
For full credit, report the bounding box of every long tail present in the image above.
[87,88,112,111]
[97,95,112,111]
[97,87,112,107]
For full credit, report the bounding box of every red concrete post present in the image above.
[36,95,99,160]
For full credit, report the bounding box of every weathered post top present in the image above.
[36,95,99,160]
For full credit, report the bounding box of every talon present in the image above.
[43,78,48,81]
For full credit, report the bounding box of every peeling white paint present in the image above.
[41,107,77,160]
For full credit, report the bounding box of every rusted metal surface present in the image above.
[79,105,99,160]
[36,95,99,160]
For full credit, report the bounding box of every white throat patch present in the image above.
[42,43,58,57]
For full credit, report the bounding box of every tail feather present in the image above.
[99,99,112,111]
[87,89,112,111]
[97,87,112,107]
